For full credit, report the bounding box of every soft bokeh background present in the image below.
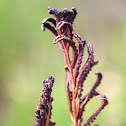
[0,0,126,126]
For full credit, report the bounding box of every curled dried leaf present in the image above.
[41,23,58,36]
[53,35,78,68]
[70,7,77,24]
[42,17,56,26]
[48,6,59,17]
[56,21,73,39]
[63,9,74,22]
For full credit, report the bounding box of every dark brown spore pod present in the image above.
[34,75,55,126]
[42,7,108,126]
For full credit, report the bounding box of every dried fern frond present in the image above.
[41,7,108,126]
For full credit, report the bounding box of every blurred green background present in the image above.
[0,0,126,126]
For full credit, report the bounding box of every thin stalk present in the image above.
[56,18,77,125]
[45,97,51,126]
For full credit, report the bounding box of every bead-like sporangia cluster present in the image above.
[34,75,55,126]
[41,7,108,126]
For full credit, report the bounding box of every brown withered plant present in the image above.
[34,75,55,126]
[40,7,108,126]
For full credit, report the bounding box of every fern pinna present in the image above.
[41,7,108,126]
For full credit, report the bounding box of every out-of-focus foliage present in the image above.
[0,0,126,126]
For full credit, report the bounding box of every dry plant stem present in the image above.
[45,97,51,126]
[56,18,77,125]
[59,31,77,126]
[65,67,74,121]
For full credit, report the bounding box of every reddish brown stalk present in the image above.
[58,29,77,125]
[55,16,77,125]
[45,97,51,126]
[65,66,74,121]
[42,7,108,126]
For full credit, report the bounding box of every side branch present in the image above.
[42,17,56,26]
[64,66,74,122]
[84,94,108,126]
[41,23,58,36]
[79,72,103,117]
[76,43,98,92]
